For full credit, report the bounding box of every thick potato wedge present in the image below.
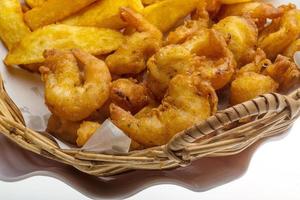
[25,0,46,8]
[5,24,124,66]
[24,0,96,30]
[0,0,31,50]
[62,0,144,29]
[143,0,199,32]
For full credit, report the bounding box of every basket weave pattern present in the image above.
[0,74,299,176]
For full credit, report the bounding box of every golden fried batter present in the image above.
[218,2,283,29]
[258,6,300,60]
[263,55,300,91]
[283,39,300,58]
[47,115,101,147]
[213,16,258,66]
[230,48,279,105]
[237,48,271,75]
[110,74,218,147]
[182,28,236,89]
[110,79,149,114]
[76,121,101,147]
[230,72,278,105]
[147,28,236,99]
[146,45,199,99]
[106,7,162,75]
[40,49,111,121]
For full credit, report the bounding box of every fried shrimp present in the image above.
[230,50,278,105]
[263,55,300,91]
[258,6,300,60]
[218,2,283,29]
[147,28,235,99]
[230,72,278,105]
[283,39,300,58]
[146,45,199,99]
[110,78,149,114]
[110,74,218,147]
[40,49,111,121]
[165,1,210,45]
[105,7,162,75]
[182,28,236,89]
[213,16,258,66]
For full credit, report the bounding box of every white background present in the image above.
[1,120,300,200]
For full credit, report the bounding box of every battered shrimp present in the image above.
[237,48,272,75]
[283,39,300,59]
[106,7,162,75]
[182,28,236,90]
[230,50,279,105]
[230,72,278,105]
[110,74,218,147]
[165,1,210,45]
[147,28,236,99]
[218,2,283,29]
[110,79,149,114]
[258,6,300,60]
[213,16,258,66]
[40,49,111,121]
[146,45,200,100]
[263,55,300,91]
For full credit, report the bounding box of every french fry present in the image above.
[143,0,199,32]
[62,0,144,29]
[25,0,47,8]
[0,0,31,50]
[24,0,96,30]
[5,24,125,67]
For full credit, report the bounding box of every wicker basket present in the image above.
[0,73,299,177]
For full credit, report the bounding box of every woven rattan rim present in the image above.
[0,73,299,176]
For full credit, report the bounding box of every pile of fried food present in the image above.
[1,0,300,150]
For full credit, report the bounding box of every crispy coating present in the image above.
[213,16,258,66]
[283,39,300,58]
[4,24,124,69]
[110,74,218,147]
[24,0,96,30]
[263,55,300,91]
[146,45,199,99]
[62,0,144,30]
[40,49,111,121]
[110,79,149,114]
[237,48,272,75]
[165,1,210,45]
[182,28,236,89]
[47,115,80,144]
[218,2,283,28]
[147,28,236,99]
[258,6,300,60]
[0,0,31,50]
[76,121,101,147]
[230,72,278,105]
[106,7,162,75]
